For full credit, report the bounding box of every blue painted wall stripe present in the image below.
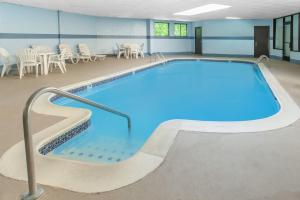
[203,36,254,40]
[290,59,300,64]
[0,33,196,39]
[270,55,282,60]
[0,33,58,39]
[203,36,274,40]
[0,33,274,41]
[203,53,254,58]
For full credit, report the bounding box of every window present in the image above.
[293,14,299,51]
[273,14,300,52]
[154,22,169,37]
[274,18,283,49]
[174,23,188,37]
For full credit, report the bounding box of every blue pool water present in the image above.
[51,60,280,163]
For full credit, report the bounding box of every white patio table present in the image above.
[38,52,55,75]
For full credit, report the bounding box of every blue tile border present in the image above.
[50,58,255,102]
[39,120,91,155]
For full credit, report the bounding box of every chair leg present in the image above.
[63,63,67,72]
[1,64,7,77]
[19,65,23,79]
[36,65,39,77]
[49,63,53,72]
[58,63,64,73]
[6,65,11,75]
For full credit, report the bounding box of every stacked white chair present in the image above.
[78,43,106,62]
[0,48,13,78]
[17,48,42,79]
[58,43,80,64]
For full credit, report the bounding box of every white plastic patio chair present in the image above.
[17,48,42,79]
[129,44,141,59]
[0,48,13,77]
[78,43,106,62]
[58,43,79,64]
[48,48,68,73]
[116,43,126,59]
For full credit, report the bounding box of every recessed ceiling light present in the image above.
[226,17,242,20]
[174,4,231,16]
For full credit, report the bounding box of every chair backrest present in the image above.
[17,48,38,63]
[59,44,74,58]
[59,48,69,60]
[78,43,91,56]
[116,43,125,50]
[31,45,52,53]
[140,43,144,50]
[130,44,140,51]
[0,48,10,64]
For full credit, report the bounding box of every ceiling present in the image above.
[3,0,300,21]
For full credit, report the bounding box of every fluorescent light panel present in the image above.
[174,4,231,16]
[226,17,241,19]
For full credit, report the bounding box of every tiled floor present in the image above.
[1,55,300,200]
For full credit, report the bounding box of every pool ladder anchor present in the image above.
[256,55,269,64]
[150,52,167,64]
[21,87,132,200]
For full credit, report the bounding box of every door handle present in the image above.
[255,42,258,47]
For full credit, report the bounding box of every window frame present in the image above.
[273,17,284,50]
[292,14,300,52]
[154,22,170,37]
[273,12,300,52]
[174,23,188,37]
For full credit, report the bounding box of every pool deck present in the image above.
[1,55,300,199]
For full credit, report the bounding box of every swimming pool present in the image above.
[45,60,280,164]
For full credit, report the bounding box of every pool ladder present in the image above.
[150,52,167,64]
[256,55,269,64]
[21,87,132,200]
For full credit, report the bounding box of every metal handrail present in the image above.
[158,52,166,62]
[21,87,131,200]
[256,55,269,64]
[150,52,167,64]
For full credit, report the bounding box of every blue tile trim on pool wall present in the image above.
[39,120,91,155]
[50,59,256,102]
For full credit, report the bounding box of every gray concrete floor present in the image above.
[1,55,300,200]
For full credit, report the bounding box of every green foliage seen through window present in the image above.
[174,23,187,37]
[154,22,169,36]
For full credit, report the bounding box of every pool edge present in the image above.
[1,57,300,193]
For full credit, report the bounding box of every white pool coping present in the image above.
[1,57,300,193]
